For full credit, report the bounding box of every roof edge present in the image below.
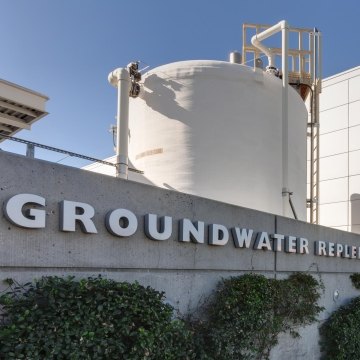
[0,78,49,101]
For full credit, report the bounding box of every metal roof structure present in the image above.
[0,79,48,142]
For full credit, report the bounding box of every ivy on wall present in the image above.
[0,277,195,359]
[319,273,360,360]
[320,296,360,360]
[0,273,324,360]
[350,273,360,290]
[192,273,324,360]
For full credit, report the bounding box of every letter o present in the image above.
[105,208,138,237]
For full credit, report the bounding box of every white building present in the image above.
[319,66,360,233]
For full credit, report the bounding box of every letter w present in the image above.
[231,227,253,248]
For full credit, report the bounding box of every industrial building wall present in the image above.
[319,66,360,232]
[1,150,360,359]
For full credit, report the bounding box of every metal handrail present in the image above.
[0,134,143,174]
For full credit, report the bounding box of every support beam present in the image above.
[0,124,10,132]
[0,99,38,118]
[0,113,31,130]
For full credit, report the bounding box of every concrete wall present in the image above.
[1,150,360,359]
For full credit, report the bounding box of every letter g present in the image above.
[4,194,45,228]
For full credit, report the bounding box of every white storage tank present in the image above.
[128,60,307,219]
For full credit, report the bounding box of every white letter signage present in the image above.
[4,194,45,228]
[105,208,138,237]
[59,200,97,234]
[145,214,172,241]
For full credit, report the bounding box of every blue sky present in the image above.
[1,0,359,165]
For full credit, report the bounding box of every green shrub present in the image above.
[0,273,324,360]
[320,296,360,360]
[350,273,360,289]
[194,273,323,360]
[0,276,195,359]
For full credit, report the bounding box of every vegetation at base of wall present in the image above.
[320,296,360,360]
[192,273,324,360]
[0,273,324,360]
[350,273,360,289]
[0,276,195,360]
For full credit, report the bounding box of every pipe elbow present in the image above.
[108,68,130,87]
[251,34,259,47]
[279,20,289,30]
[251,35,274,68]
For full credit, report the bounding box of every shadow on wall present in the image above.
[141,74,189,121]
[351,194,360,234]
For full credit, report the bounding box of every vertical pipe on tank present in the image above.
[251,20,291,217]
[108,68,131,179]
[281,21,290,217]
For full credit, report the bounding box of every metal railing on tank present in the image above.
[0,134,143,174]
[242,22,322,224]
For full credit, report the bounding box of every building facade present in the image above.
[319,66,360,233]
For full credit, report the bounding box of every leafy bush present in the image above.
[0,276,195,359]
[320,296,360,360]
[0,273,324,360]
[350,273,360,289]
[194,273,323,360]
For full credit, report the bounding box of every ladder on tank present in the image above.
[242,23,322,224]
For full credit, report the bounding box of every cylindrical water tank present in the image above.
[128,60,307,219]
